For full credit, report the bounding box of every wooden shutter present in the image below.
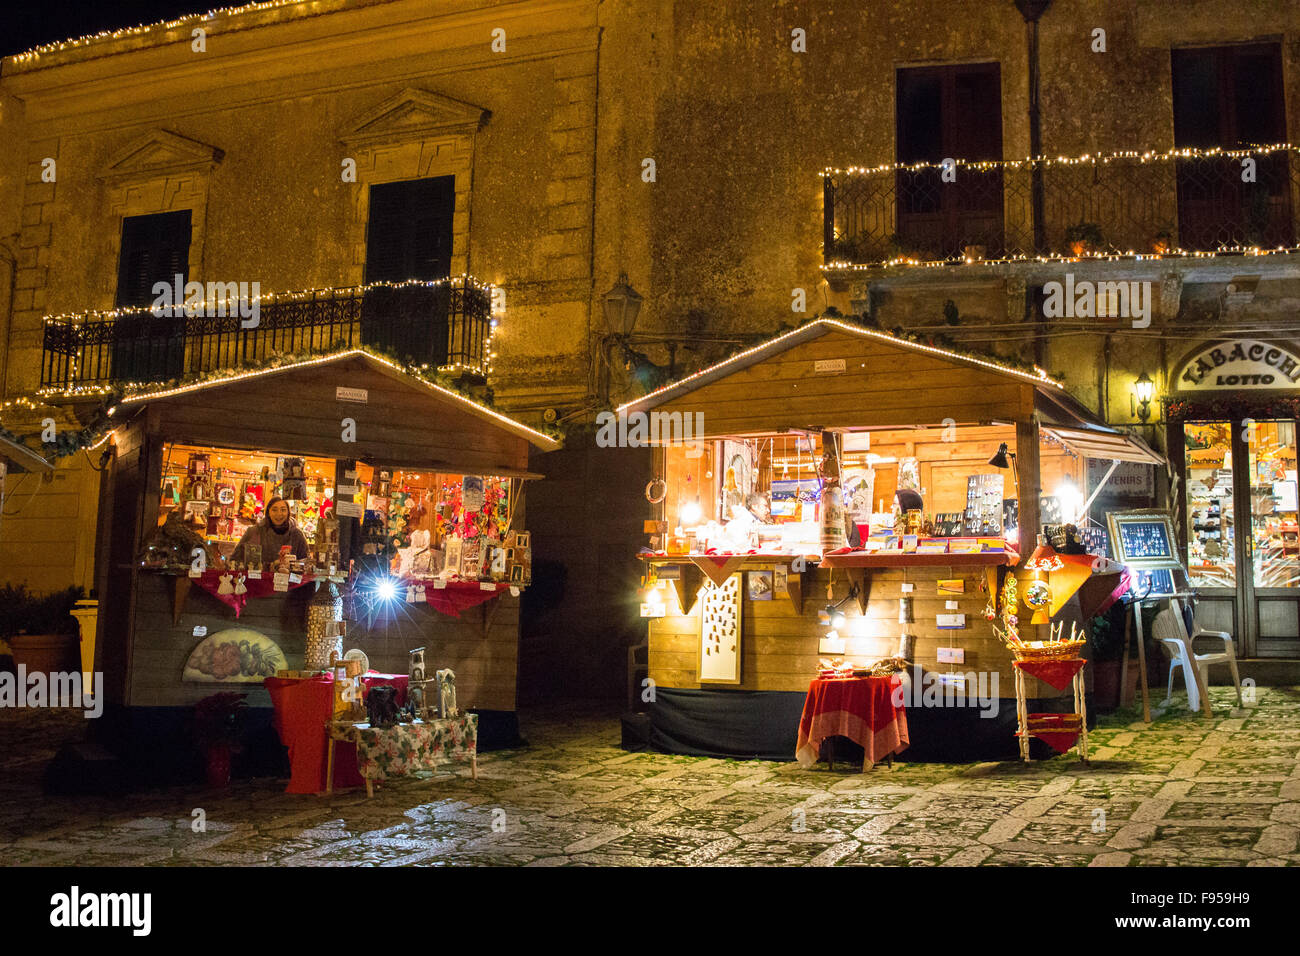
[115,210,192,308]
[364,176,455,283]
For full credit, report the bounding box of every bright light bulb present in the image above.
[681,500,702,525]
[375,577,398,602]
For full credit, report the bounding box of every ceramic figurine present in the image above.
[436,668,458,718]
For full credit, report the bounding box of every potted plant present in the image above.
[0,583,84,675]
[1151,224,1174,255]
[1087,604,1125,711]
[193,692,247,788]
[1065,222,1105,257]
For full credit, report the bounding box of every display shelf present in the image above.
[819,550,1019,569]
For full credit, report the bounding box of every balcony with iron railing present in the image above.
[823,145,1300,271]
[39,276,495,393]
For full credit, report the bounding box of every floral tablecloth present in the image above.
[331,714,478,781]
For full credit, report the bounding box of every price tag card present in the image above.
[480,582,496,591]
[432,578,447,589]
[336,500,363,518]
[901,582,914,593]
[188,568,202,579]
[248,570,262,580]
[273,573,290,592]
[288,572,302,584]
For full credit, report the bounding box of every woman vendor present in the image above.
[230,496,309,566]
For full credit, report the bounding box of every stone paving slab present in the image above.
[0,686,1297,866]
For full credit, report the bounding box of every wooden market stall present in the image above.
[620,318,1160,761]
[82,350,558,773]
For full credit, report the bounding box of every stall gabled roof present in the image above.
[618,318,1064,418]
[112,349,560,452]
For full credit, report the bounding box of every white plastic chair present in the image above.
[1151,598,1243,713]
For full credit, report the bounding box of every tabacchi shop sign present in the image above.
[1177,340,1300,391]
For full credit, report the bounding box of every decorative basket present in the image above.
[1012,640,1087,661]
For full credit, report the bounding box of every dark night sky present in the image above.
[4,1,215,59]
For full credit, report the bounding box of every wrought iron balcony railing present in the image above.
[40,276,494,391]
[823,145,1300,266]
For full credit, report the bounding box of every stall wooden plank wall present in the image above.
[648,565,1067,701]
[125,576,519,712]
[648,330,1034,434]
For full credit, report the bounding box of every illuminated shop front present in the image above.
[1167,339,1300,658]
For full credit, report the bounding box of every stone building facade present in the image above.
[2,1,1298,686]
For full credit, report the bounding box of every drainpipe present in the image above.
[1015,1,1052,370]
[1015,0,1051,255]
[0,234,17,399]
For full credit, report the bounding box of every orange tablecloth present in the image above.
[796,675,909,769]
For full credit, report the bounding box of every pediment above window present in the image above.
[100,129,224,182]
[341,87,490,146]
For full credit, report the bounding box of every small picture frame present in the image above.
[514,532,531,549]
[509,564,524,584]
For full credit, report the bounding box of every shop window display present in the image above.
[1248,420,1299,589]
[1183,422,1236,587]
[657,426,1093,557]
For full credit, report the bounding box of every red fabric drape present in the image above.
[264,672,408,793]
[1013,657,1086,691]
[424,582,507,618]
[795,675,908,768]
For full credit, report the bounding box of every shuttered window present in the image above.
[112,210,191,382]
[364,176,455,283]
[115,210,192,308]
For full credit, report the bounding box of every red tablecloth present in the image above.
[264,672,408,793]
[796,675,909,769]
[192,569,316,617]
[425,582,508,618]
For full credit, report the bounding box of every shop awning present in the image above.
[1035,388,1164,464]
[0,434,53,473]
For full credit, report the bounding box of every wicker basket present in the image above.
[1012,640,1087,661]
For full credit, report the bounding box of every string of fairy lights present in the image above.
[823,142,1300,177]
[42,275,500,380]
[8,0,311,64]
[824,142,1300,269]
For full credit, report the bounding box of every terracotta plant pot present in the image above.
[204,743,232,788]
[8,632,79,675]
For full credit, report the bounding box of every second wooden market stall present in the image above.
[619,318,1161,761]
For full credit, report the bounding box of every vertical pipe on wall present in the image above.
[1014,1,1052,254]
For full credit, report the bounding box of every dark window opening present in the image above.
[1172,43,1292,248]
[895,63,1003,259]
[362,176,456,367]
[112,210,191,382]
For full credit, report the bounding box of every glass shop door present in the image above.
[1181,419,1300,657]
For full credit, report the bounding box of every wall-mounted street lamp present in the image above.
[1131,371,1155,422]
[602,272,643,338]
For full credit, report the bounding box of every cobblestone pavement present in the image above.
[1,686,1298,866]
